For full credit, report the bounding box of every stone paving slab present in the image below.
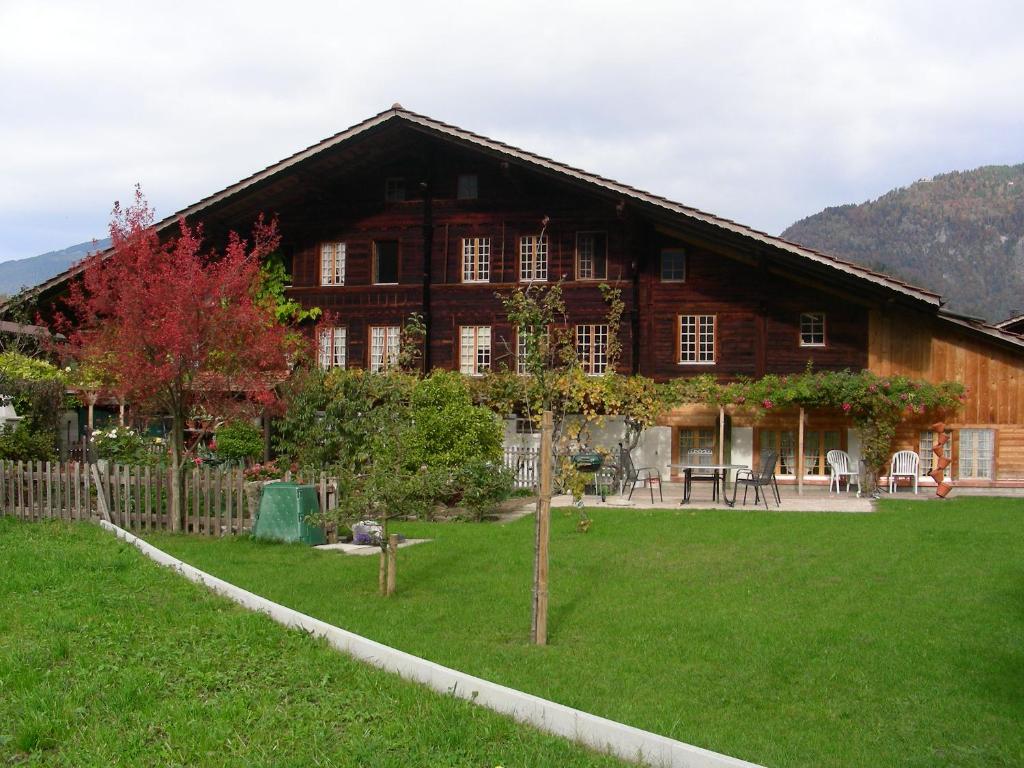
[314,539,431,556]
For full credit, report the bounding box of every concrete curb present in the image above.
[101,521,763,768]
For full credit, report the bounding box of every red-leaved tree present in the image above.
[54,188,300,526]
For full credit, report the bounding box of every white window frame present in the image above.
[461,237,491,283]
[660,248,687,282]
[320,242,346,286]
[369,326,400,373]
[678,314,716,364]
[576,231,607,281]
[317,327,347,370]
[459,326,491,376]
[958,428,995,480]
[519,235,548,282]
[576,324,609,376]
[800,312,827,347]
[919,430,951,477]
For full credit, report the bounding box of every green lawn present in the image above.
[145,498,1024,767]
[0,518,628,767]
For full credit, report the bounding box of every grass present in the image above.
[0,518,629,767]
[145,498,1024,767]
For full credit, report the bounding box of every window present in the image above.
[459,326,491,376]
[516,326,547,375]
[369,326,400,372]
[576,324,608,375]
[919,430,951,476]
[660,248,686,281]
[374,240,399,284]
[800,312,826,346]
[802,430,842,475]
[678,427,716,455]
[317,327,347,370]
[678,315,715,364]
[320,242,346,286]
[384,177,405,202]
[519,235,548,282]
[461,237,491,283]
[576,232,607,280]
[457,174,478,200]
[759,430,798,476]
[958,428,995,479]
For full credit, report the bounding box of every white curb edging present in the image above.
[101,521,763,768]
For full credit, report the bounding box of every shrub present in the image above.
[92,426,155,465]
[214,421,263,463]
[454,458,515,521]
[0,423,57,462]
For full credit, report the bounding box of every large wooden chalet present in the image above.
[20,105,1024,488]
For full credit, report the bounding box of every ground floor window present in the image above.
[678,427,716,456]
[759,430,797,475]
[759,428,843,476]
[459,326,491,376]
[958,428,995,479]
[317,326,346,370]
[803,430,842,475]
[919,430,951,476]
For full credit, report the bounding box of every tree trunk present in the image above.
[531,410,553,645]
[170,412,185,531]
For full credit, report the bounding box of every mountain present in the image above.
[0,238,109,299]
[781,164,1024,323]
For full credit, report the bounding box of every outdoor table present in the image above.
[669,463,749,506]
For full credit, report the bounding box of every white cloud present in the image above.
[1,0,1022,261]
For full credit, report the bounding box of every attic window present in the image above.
[384,177,405,202]
[660,249,686,282]
[457,174,478,200]
[800,312,826,347]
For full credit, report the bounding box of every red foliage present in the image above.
[54,187,297,437]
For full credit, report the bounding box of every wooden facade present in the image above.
[17,106,1024,487]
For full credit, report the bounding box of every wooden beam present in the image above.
[797,408,805,497]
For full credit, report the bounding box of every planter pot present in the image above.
[935,481,954,498]
[930,421,946,433]
[934,432,950,446]
[929,468,945,484]
[935,455,951,470]
[932,443,947,457]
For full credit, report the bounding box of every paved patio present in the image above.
[553,480,879,512]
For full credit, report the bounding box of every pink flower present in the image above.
[735,395,746,404]
[841,402,852,412]
[899,393,909,401]
[868,384,878,393]
[762,399,774,410]
[917,404,926,414]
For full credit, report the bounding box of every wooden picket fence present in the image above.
[503,446,540,489]
[0,460,337,536]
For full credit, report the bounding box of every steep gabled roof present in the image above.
[14,104,946,309]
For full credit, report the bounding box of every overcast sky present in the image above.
[1,0,1022,263]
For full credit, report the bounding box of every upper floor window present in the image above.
[459,326,491,376]
[679,314,715,364]
[576,232,608,280]
[384,177,405,202]
[660,248,687,282]
[576,324,608,375]
[958,428,995,480]
[369,326,400,372]
[457,174,479,200]
[320,242,346,286]
[462,237,491,283]
[318,327,347,370]
[519,235,548,282]
[374,240,399,284]
[800,312,826,346]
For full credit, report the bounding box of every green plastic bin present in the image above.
[252,482,326,545]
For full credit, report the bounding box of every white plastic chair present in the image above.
[826,449,860,494]
[888,450,920,494]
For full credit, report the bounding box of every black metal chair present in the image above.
[686,448,721,502]
[619,444,662,503]
[735,449,781,509]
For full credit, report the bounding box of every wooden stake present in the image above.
[90,464,112,523]
[386,534,398,596]
[532,410,553,646]
[718,405,726,465]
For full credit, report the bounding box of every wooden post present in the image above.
[797,407,805,497]
[718,405,726,465]
[532,410,553,646]
[90,463,112,523]
[386,534,398,596]
[118,400,125,426]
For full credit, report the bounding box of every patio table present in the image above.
[669,463,749,506]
